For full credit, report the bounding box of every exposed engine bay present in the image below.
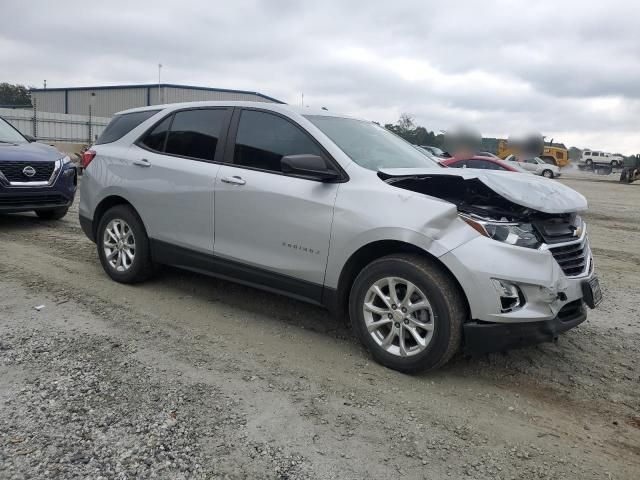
[381,173,581,244]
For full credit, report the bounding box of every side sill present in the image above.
[150,239,326,307]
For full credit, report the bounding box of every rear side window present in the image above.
[141,115,172,152]
[233,110,323,172]
[96,110,159,145]
[165,109,227,161]
[584,151,591,156]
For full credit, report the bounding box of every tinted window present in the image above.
[165,109,227,161]
[96,110,159,145]
[584,151,591,156]
[468,159,505,170]
[234,110,323,172]
[140,115,172,152]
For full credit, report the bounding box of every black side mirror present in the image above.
[281,154,340,182]
[23,134,36,143]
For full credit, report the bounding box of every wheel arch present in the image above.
[92,195,141,241]
[327,239,470,323]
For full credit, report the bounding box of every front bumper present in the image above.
[440,230,596,350]
[0,165,77,213]
[463,299,586,354]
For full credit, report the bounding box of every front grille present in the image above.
[0,194,67,206]
[0,161,55,182]
[548,236,589,277]
[533,216,579,244]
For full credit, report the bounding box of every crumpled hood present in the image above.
[0,141,62,163]
[378,167,587,214]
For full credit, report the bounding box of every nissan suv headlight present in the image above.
[461,215,541,249]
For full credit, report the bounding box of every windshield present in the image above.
[0,118,27,143]
[305,115,439,170]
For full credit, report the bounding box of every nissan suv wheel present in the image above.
[350,254,465,373]
[96,205,155,283]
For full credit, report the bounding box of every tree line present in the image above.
[0,83,32,106]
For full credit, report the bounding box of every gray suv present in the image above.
[80,102,601,372]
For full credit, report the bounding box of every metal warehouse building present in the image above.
[30,84,283,117]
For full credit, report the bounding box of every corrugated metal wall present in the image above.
[32,86,278,117]
[156,87,273,105]
[1,107,110,143]
[32,90,65,115]
[67,88,148,116]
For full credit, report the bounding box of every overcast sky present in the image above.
[2,0,639,153]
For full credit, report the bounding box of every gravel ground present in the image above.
[0,171,639,479]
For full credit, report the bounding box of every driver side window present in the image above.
[233,110,324,173]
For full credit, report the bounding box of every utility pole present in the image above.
[43,80,47,89]
[88,92,96,143]
[158,63,162,104]
[301,92,304,108]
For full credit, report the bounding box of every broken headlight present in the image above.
[461,216,541,249]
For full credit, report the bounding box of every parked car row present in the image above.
[1,103,600,373]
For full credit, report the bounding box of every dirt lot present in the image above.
[1,173,639,479]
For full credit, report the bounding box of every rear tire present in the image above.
[542,169,554,178]
[611,160,619,167]
[35,207,69,220]
[585,159,593,169]
[96,205,155,283]
[349,254,466,373]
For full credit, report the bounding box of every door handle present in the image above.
[221,175,246,186]
[133,159,151,167]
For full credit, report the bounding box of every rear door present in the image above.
[522,158,540,173]
[127,107,231,253]
[213,108,341,300]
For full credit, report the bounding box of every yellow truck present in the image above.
[497,139,570,167]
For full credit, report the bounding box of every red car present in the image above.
[441,156,525,172]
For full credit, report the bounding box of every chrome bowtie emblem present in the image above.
[22,166,36,177]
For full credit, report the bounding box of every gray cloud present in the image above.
[1,0,639,152]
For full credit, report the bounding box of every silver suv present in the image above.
[80,102,601,372]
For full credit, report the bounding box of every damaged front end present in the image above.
[378,169,587,257]
[378,168,598,354]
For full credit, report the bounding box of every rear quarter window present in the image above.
[96,110,160,145]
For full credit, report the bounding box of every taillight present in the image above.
[81,149,96,169]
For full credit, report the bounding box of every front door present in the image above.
[213,109,340,301]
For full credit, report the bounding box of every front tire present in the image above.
[96,205,155,283]
[349,254,466,373]
[542,169,554,178]
[35,207,68,220]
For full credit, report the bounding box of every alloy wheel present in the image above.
[103,219,136,272]
[363,277,435,357]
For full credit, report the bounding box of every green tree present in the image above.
[0,83,32,106]
[384,113,444,148]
